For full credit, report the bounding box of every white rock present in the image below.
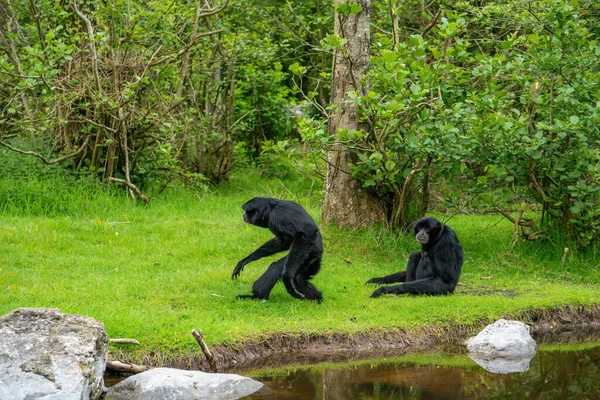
[466,319,537,357]
[465,319,537,374]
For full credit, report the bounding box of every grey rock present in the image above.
[465,319,537,374]
[0,308,108,400]
[106,368,263,400]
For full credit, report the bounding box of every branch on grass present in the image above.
[109,177,150,204]
[106,360,151,374]
[192,329,218,373]
[0,137,89,165]
[109,338,140,345]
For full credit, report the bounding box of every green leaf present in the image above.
[569,115,579,125]
[410,84,422,95]
[382,50,397,64]
[570,202,585,214]
[494,166,507,176]
[369,152,383,162]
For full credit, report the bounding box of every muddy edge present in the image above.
[109,304,600,373]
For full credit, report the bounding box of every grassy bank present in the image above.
[0,168,599,364]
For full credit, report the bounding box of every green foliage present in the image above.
[316,0,600,246]
[458,1,600,246]
[256,141,299,180]
[0,0,306,187]
[2,0,599,247]
[333,1,363,17]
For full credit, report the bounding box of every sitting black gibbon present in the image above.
[367,216,463,298]
[232,197,323,302]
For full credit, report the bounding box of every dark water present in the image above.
[242,345,600,400]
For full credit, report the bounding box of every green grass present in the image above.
[0,166,599,364]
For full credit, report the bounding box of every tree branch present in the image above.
[69,1,102,95]
[422,9,442,37]
[0,137,90,164]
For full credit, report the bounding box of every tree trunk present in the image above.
[322,0,386,228]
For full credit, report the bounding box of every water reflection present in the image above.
[244,345,600,400]
[467,352,535,374]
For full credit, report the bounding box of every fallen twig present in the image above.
[109,338,140,345]
[109,177,150,204]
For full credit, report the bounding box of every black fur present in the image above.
[366,217,463,298]
[232,197,323,302]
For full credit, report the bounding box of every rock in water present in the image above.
[0,308,108,400]
[465,319,537,373]
[106,367,264,400]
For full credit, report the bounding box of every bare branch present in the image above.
[0,137,90,164]
[422,9,442,37]
[69,1,102,95]
[197,0,229,19]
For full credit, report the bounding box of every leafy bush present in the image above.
[301,1,600,246]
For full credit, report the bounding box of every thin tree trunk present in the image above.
[3,0,33,121]
[322,0,385,228]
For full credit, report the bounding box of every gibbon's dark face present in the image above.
[241,197,270,228]
[415,228,429,245]
[413,217,442,245]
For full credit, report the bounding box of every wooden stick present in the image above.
[109,338,140,345]
[109,177,150,204]
[192,329,218,373]
[106,360,150,374]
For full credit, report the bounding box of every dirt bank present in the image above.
[110,304,600,374]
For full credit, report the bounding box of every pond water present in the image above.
[242,344,600,400]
